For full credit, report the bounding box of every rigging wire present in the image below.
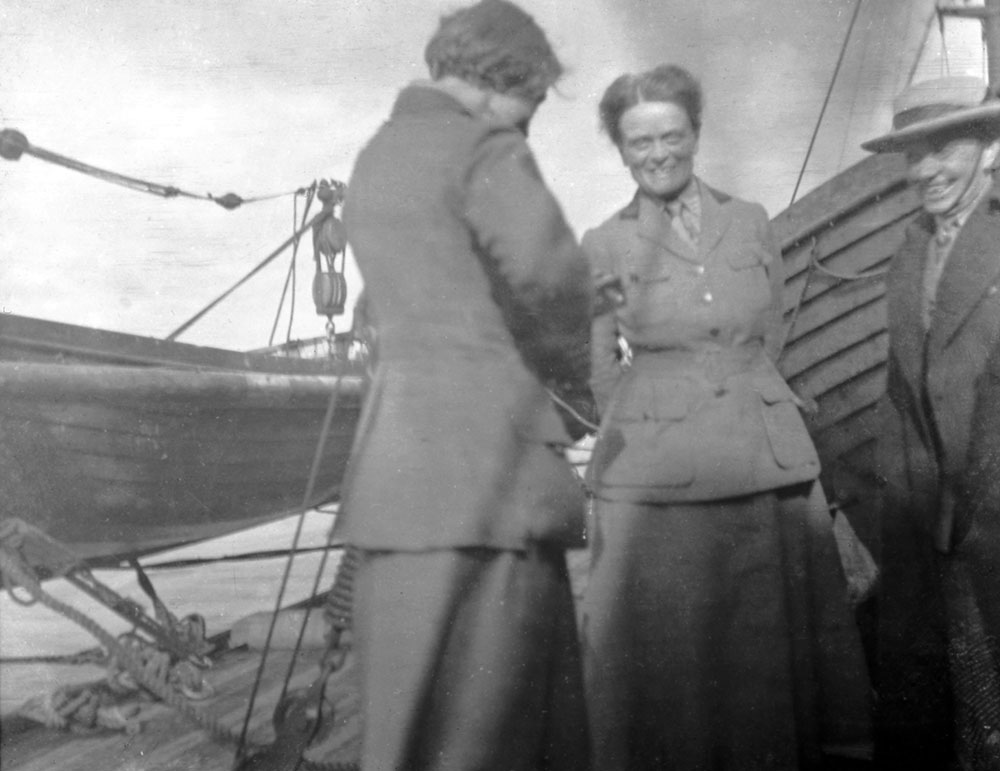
[166,210,327,341]
[269,186,317,347]
[233,372,346,766]
[939,8,952,77]
[789,0,863,207]
[0,128,304,210]
[907,5,940,86]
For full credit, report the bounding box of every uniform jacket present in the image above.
[877,186,1000,553]
[585,182,820,503]
[334,84,593,551]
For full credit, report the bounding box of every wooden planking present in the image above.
[0,361,365,406]
[805,363,887,437]
[782,280,887,356]
[780,227,896,314]
[0,343,366,560]
[0,314,354,377]
[0,401,362,457]
[780,297,887,381]
[788,332,888,409]
[0,646,361,771]
[770,153,921,526]
[771,152,913,251]
[780,190,915,286]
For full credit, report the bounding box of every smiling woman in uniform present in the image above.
[579,63,872,770]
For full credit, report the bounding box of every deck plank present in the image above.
[0,645,361,771]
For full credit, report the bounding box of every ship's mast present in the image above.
[938,0,1000,85]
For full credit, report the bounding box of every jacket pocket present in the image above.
[594,377,698,488]
[726,245,773,270]
[756,377,820,470]
[607,376,695,422]
[594,420,696,488]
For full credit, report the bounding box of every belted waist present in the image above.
[630,343,766,382]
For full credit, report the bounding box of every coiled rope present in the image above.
[0,543,357,770]
[0,544,241,746]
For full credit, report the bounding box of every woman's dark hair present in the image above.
[424,0,562,103]
[598,64,703,146]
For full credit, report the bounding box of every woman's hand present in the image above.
[593,272,625,316]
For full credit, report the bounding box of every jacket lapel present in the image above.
[697,184,733,259]
[636,190,698,263]
[886,214,933,396]
[928,191,1000,351]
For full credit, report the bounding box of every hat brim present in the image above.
[862,102,1000,153]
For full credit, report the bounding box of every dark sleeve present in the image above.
[582,228,624,417]
[955,344,1000,534]
[874,351,913,502]
[462,128,596,435]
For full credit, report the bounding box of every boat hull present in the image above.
[0,315,366,564]
[772,152,919,535]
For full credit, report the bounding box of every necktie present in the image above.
[923,218,959,328]
[668,201,699,246]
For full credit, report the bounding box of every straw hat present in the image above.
[862,76,1000,153]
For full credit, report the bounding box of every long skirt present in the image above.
[352,544,589,771]
[581,481,871,770]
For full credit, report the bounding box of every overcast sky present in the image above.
[0,0,982,350]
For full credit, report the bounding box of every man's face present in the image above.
[618,100,699,201]
[904,133,998,217]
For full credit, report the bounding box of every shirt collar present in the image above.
[666,177,700,217]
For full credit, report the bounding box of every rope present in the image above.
[789,0,863,206]
[275,380,348,710]
[166,210,327,341]
[0,544,248,748]
[269,187,317,347]
[809,249,889,281]
[1,542,359,770]
[546,388,600,434]
[0,128,305,210]
[939,8,952,77]
[907,6,938,87]
[234,370,346,762]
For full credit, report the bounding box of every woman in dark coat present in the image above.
[580,64,871,770]
[335,2,594,769]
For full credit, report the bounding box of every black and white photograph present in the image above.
[2,1,999,769]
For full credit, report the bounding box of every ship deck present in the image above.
[0,642,362,770]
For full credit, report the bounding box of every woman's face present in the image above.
[618,101,698,201]
[484,91,542,136]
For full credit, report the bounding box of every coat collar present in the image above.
[928,187,1000,350]
[391,82,476,121]
[885,213,932,391]
[887,185,1000,391]
[621,178,733,263]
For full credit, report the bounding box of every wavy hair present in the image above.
[424,0,562,103]
[598,64,703,146]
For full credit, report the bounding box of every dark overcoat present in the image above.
[875,185,1000,764]
[334,84,593,552]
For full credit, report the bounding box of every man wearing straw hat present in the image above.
[864,76,1000,770]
